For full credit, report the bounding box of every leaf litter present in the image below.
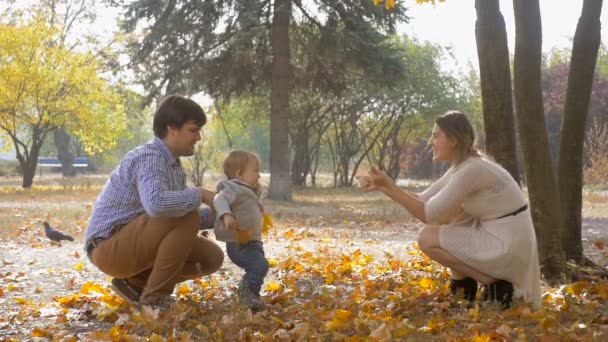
[1,206,608,340]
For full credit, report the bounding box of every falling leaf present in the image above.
[263,214,275,234]
[73,262,84,271]
[385,0,395,10]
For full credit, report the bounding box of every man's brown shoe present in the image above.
[111,278,142,305]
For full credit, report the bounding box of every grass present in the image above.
[0,172,606,240]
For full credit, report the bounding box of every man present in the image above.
[85,95,224,306]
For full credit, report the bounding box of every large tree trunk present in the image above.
[268,0,293,200]
[54,127,76,177]
[559,0,603,264]
[475,0,520,184]
[513,0,565,280]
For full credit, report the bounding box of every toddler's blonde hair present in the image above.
[223,150,260,179]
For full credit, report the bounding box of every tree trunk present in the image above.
[559,0,603,264]
[54,127,76,177]
[513,0,565,280]
[475,0,520,184]
[268,0,292,200]
[291,129,310,188]
[12,128,45,188]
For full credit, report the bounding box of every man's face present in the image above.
[166,120,202,157]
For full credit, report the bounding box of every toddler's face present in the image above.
[238,159,260,188]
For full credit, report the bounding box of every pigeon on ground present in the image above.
[43,222,74,242]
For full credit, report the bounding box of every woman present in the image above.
[358,111,540,309]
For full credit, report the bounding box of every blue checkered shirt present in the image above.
[85,137,211,251]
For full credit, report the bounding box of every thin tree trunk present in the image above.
[268,0,292,200]
[475,0,520,183]
[54,127,76,177]
[513,0,565,280]
[559,0,603,264]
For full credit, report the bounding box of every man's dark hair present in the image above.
[153,95,207,138]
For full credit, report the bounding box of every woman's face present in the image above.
[428,124,457,163]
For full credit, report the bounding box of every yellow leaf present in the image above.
[262,214,275,234]
[81,281,108,295]
[149,333,164,342]
[109,327,121,339]
[266,281,282,292]
[268,258,278,267]
[14,298,31,305]
[472,334,491,342]
[31,327,47,337]
[335,309,352,321]
[418,277,436,290]
[177,286,191,296]
[73,262,84,271]
[325,318,347,331]
[385,0,395,10]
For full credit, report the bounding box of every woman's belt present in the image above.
[496,204,528,219]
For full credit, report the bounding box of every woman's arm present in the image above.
[383,182,427,222]
[358,167,427,222]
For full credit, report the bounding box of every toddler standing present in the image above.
[214,150,268,311]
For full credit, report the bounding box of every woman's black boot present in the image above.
[482,279,513,309]
[450,277,478,302]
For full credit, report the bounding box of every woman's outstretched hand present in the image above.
[357,167,393,192]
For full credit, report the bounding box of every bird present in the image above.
[43,222,74,242]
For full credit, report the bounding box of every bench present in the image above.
[38,157,89,175]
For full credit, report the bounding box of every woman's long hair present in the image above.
[435,111,481,163]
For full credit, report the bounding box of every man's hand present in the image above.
[222,213,238,231]
[200,188,216,207]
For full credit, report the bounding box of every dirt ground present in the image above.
[0,174,607,340]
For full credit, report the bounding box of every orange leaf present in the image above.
[31,327,47,337]
[236,229,251,244]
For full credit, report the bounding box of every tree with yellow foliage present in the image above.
[0,13,126,188]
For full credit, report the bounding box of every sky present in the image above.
[399,0,608,73]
